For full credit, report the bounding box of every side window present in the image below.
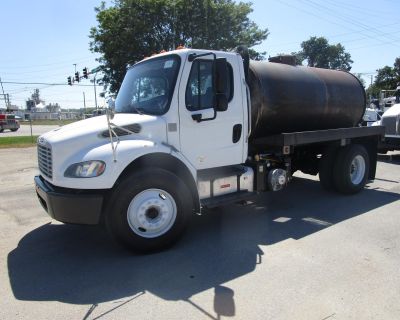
[185,60,233,111]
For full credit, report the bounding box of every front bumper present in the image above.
[34,175,104,225]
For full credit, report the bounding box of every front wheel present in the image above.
[105,168,192,253]
[333,145,370,194]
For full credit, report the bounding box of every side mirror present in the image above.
[215,93,228,112]
[214,58,228,95]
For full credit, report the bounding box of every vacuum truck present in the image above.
[34,48,385,252]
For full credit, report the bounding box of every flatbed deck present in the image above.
[252,126,385,147]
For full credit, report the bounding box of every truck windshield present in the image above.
[115,55,181,115]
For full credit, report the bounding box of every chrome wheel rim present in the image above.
[350,155,365,185]
[127,188,177,238]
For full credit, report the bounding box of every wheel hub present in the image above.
[127,189,177,238]
[146,207,160,220]
[350,155,366,185]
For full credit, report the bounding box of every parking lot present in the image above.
[0,147,400,319]
[0,124,60,137]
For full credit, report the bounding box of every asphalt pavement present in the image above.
[0,147,400,319]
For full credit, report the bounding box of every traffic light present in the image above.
[67,76,72,86]
[75,72,80,82]
[83,67,88,79]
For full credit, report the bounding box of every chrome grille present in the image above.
[37,141,53,179]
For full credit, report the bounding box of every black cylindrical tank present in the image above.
[248,60,366,139]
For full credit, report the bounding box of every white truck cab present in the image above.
[35,49,252,252]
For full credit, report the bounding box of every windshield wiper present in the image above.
[130,103,144,115]
[119,104,144,115]
[134,106,144,115]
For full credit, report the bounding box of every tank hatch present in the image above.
[268,55,297,66]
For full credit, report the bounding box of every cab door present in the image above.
[178,54,245,170]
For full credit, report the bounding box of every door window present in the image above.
[185,60,233,111]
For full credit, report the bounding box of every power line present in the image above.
[299,0,400,44]
[276,0,400,49]
[275,0,354,33]
[324,0,396,19]
[0,55,98,70]
[1,81,101,87]
[348,39,400,51]
[266,21,400,49]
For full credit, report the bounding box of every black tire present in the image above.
[319,146,338,191]
[0,128,3,133]
[10,128,18,132]
[105,168,192,253]
[333,145,370,195]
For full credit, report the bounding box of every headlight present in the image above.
[64,160,106,178]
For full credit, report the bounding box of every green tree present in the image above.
[366,57,400,98]
[354,73,366,87]
[365,83,380,99]
[90,0,269,93]
[295,36,353,70]
[394,57,400,75]
[46,103,61,113]
[374,66,397,89]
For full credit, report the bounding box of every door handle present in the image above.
[232,124,242,143]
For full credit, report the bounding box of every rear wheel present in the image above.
[10,128,18,132]
[333,145,370,194]
[105,168,192,253]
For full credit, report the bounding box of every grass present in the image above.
[20,119,78,126]
[0,136,39,148]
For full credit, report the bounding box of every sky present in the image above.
[0,0,399,110]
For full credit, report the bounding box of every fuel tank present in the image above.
[248,60,366,139]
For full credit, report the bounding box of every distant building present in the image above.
[2,103,81,121]
[0,105,19,113]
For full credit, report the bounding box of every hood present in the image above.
[381,103,400,118]
[38,114,168,181]
[41,113,167,146]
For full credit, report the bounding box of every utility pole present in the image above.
[0,77,10,110]
[83,92,86,118]
[93,74,98,110]
[91,67,102,111]
[0,94,9,108]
